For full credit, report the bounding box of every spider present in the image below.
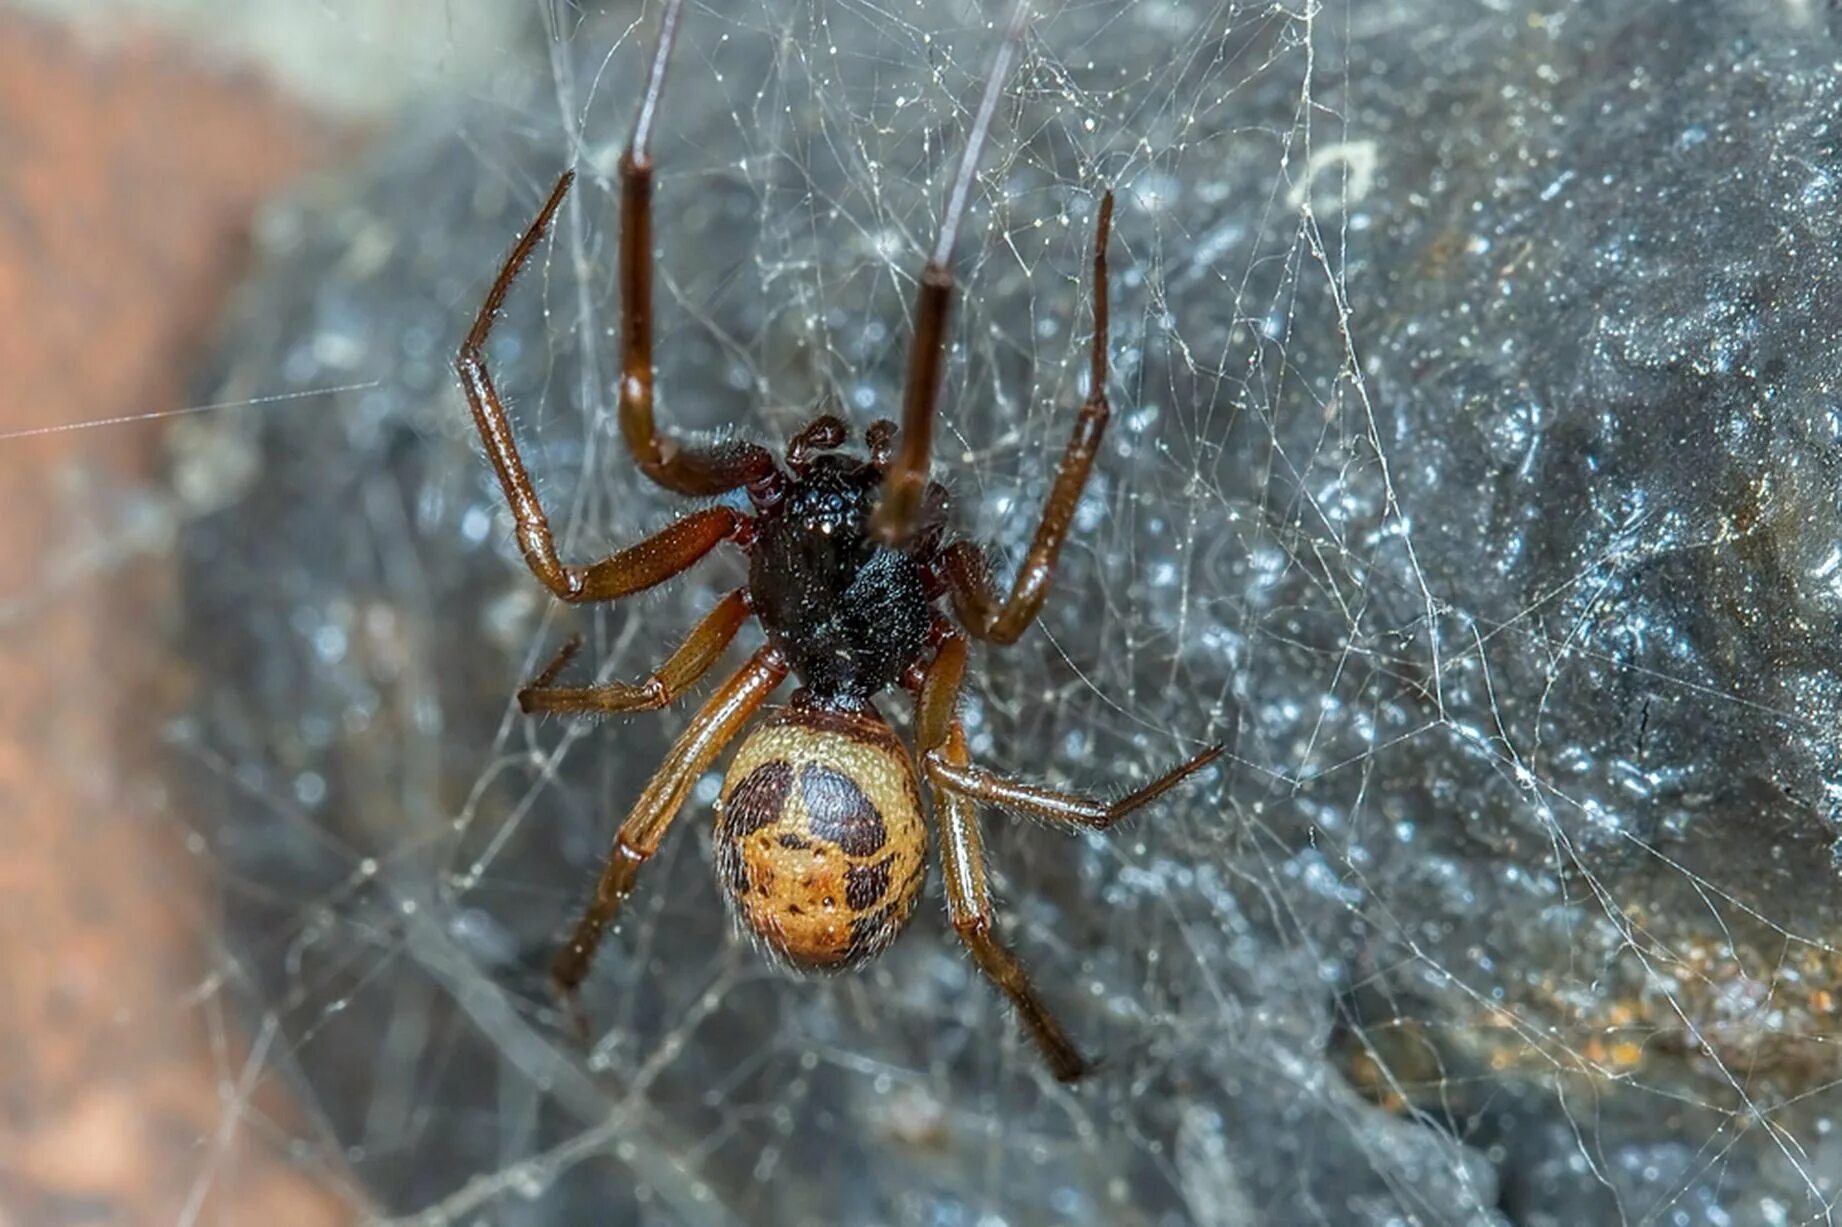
[454,0,1221,1082]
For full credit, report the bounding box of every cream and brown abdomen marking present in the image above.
[714,707,927,970]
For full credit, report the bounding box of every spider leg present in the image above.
[927,735,1223,833]
[941,192,1115,643]
[871,5,1029,546]
[552,645,788,1035]
[518,588,751,715]
[617,0,780,500]
[456,170,748,603]
[914,632,1094,1082]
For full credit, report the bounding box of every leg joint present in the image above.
[951,912,994,944]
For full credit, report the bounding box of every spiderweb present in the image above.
[112,0,1842,1220]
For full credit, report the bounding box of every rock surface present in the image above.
[175,1,1842,1221]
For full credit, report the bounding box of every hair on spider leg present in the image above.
[454,0,1223,1084]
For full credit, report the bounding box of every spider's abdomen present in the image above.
[748,454,931,701]
[713,706,926,971]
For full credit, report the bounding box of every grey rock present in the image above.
[172,1,1842,1222]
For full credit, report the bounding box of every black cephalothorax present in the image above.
[749,451,938,706]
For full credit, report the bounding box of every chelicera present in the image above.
[455,0,1221,1082]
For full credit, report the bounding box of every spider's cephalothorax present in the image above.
[747,449,940,706]
[455,0,1222,1082]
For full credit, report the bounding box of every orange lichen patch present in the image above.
[1573,1036,1648,1075]
[0,11,350,1224]
[1344,926,1842,1119]
[1553,932,1842,1086]
[1341,1048,1411,1115]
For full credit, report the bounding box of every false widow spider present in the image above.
[455,0,1222,1082]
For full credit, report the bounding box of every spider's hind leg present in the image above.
[927,742,1225,832]
[913,633,1095,1082]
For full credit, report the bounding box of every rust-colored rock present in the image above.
[0,13,354,1224]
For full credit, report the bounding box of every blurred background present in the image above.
[8,0,1842,1224]
[0,3,516,1221]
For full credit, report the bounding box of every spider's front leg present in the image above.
[870,5,1027,547]
[455,169,748,603]
[613,0,780,500]
[942,193,1117,644]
